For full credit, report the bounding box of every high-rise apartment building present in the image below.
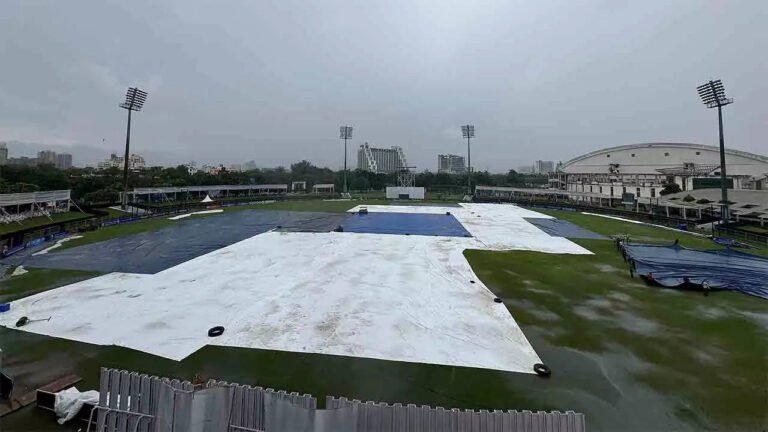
[56,153,73,169]
[357,143,409,174]
[437,154,466,174]
[534,160,555,174]
[0,143,7,165]
[37,150,57,165]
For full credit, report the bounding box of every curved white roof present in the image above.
[560,143,768,176]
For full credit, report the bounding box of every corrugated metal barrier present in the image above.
[88,368,585,432]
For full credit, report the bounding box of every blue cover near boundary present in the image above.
[341,212,471,237]
[2,210,347,274]
[524,218,606,240]
[624,243,768,299]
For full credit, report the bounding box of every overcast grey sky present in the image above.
[1,1,766,171]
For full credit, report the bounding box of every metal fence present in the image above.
[89,368,585,432]
[325,396,585,432]
[714,225,768,247]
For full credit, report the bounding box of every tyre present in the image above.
[208,326,225,337]
[533,363,551,377]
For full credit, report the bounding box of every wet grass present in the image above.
[0,267,102,303]
[465,234,768,431]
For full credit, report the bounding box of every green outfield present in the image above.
[0,202,765,432]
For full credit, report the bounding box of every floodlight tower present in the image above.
[461,125,475,195]
[696,80,733,222]
[340,125,353,194]
[119,87,148,209]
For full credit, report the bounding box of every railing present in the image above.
[714,226,768,247]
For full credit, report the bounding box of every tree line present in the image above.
[0,161,548,205]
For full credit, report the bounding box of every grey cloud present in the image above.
[1,0,765,170]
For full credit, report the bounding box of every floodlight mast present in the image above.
[118,87,148,210]
[696,79,733,222]
[461,125,475,195]
[340,126,353,194]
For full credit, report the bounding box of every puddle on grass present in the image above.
[525,287,554,296]
[739,311,768,332]
[584,297,612,309]
[505,298,562,323]
[573,305,602,320]
[594,263,620,273]
[527,308,560,322]
[611,309,662,336]
[607,292,632,303]
[573,298,662,336]
[690,344,727,367]
[519,328,711,432]
[694,305,728,320]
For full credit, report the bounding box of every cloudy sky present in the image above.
[1,1,766,171]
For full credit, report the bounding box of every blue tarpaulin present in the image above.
[341,212,471,237]
[524,218,606,240]
[2,210,346,274]
[624,243,768,299]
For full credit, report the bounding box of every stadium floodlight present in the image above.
[696,79,733,222]
[340,125,353,194]
[461,125,475,195]
[119,87,149,210]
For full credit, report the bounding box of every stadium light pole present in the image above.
[119,87,148,210]
[461,125,475,195]
[696,79,733,223]
[340,126,353,194]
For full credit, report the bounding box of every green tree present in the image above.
[660,183,682,195]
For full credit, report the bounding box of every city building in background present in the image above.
[243,160,258,171]
[0,144,72,168]
[517,165,534,174]
[201,164,226,175]
[228,164,243,172]
[37,150,57,165]
[549,143,768,199]
[56,153,73,169]
[97,153,146,171]
[6,156,38,166]
[437,154,466,174]
[357,143,409,174]
[533,160,555,174]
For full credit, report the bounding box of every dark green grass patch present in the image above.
[465,236,768,431]
[0,267,102,303]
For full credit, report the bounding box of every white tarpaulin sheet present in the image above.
[349,203,590,254]
[0,203,590,373]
